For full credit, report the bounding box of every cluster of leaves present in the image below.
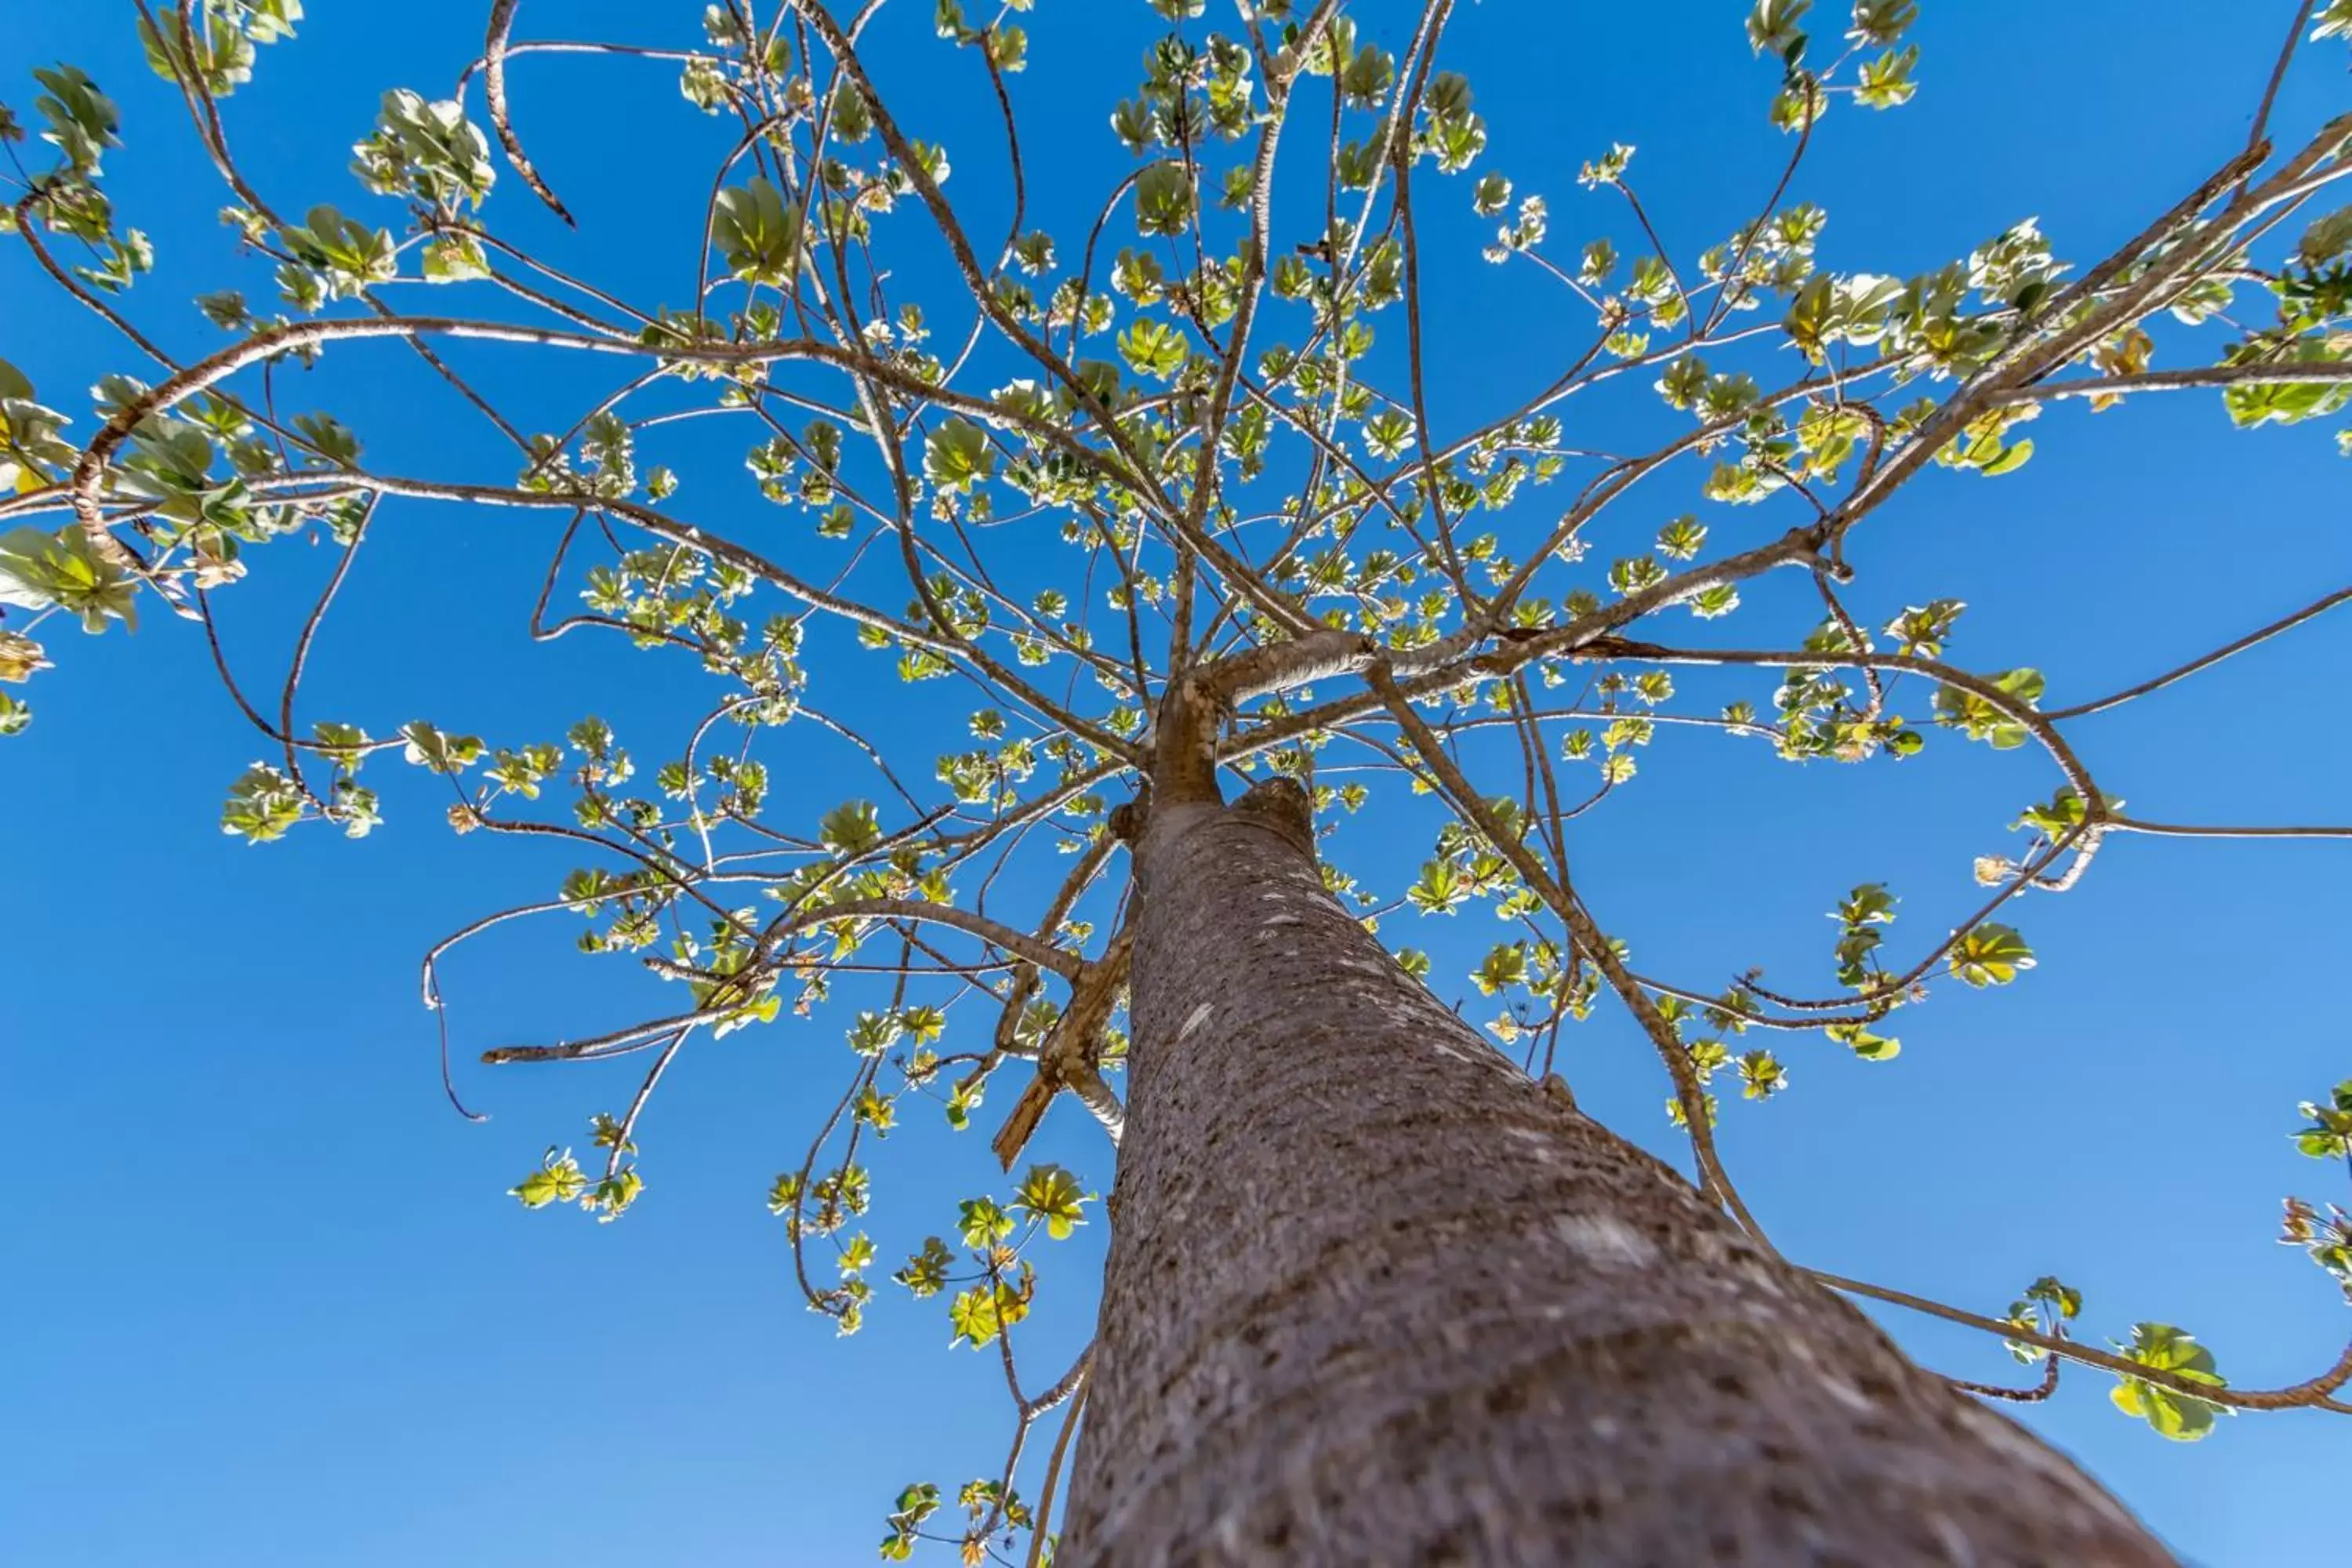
[4,9,2350,1553]
[510,1114,646,1224]
[2283,1080,2352,1303]
[2000,1274,2082,1363]
[1824,884,1904,1044]
[890,1164,1092,1349]
[1655,987,1780,1128]
[771,1149,1092,1346]
[136,1,301,101]
[880,1477,1033,1564]
[351,89,494,212]
[1992,1276,2234,1442]
[2109,1323,2230,1442]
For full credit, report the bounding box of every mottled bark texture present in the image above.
[1058,784,2171,1566]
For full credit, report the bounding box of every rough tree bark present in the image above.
[1058,773,2173,1566]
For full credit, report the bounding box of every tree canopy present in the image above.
[5,0,2352,1560]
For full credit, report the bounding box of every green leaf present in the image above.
[221,762,303,843]
[421,233,492,282]
[1577,143,1634,188]
[1608,555,1667,595]
[1882,598,1965,657]
[894,1236,954,1298]
[2294,1080,2352,1160]
[1824,1022,1900,1061]
[1848,0,1918,45]
[1656,516,1707,560]
[292,412,361,466]
[712,177,804,285]
[853,1085,897,1137]
[351,89,494,209]
[946,1266,1033,1348]
[679,54,729,113]
[1406,858,1469,915]
[1978,437,2034,477]
[924,418,994,494]
[986,24,1028,71]
[399,720,485,774]
[0,524,140,632]
[1011,1164,1090,1239]
[2280,1196,2352,1300]
[71,229,156,296]
[1853,44,1919,110]
[2109,1323,2228,1441]
[2000,1274,2082,1362]
[1687,583,1740,619]
[2295,206,2352,268]
[888,1482,940,1532]
[820,799,883,855]
[1471,942,1528,996]
[1738,1048,1789,1099]
[511,1147,587,1209]
[1948,923,2035,987]
[1340,43,1396,107]
[1836,883,1897,927]
[1117,318,1189,379]
[2014,786,2118,842]
[1359,409,1413,462]
[330,781,380,837]
[485,742,561,798]
[1747,0,1812,55]
[140,6,259,98]
[1933,668,2043,749]
[956,1196,1013,1248]
[586,1168,644,1222]
[2220,339,2352,430]
[766,1172,804,1216]
[1784,271,1903,362]
[277,205,396,299]
[32,65,122,174]
[1134,162,1195,238]
[115,416,255,529]
[1784,274,1834,360]
[240,2,304,46]
[2026,1275,2083,1320]
[0,630,50,684]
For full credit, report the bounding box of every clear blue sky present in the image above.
[5,3,2349,1564]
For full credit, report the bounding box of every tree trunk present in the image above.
[1058,782,2172,1566]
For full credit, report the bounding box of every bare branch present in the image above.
[2043,587,2352,720]
[482,0,576,224]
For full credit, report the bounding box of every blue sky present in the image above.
[5,3,2350,1564]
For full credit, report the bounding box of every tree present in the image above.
[5,0,2350,1559]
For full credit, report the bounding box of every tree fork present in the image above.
[1061,759,2172,1564]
